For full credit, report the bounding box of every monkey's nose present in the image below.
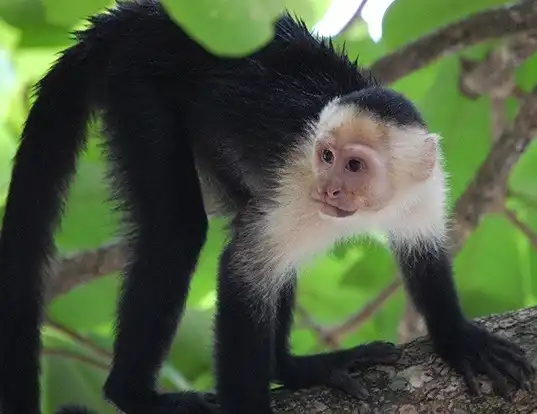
[326,188,341,199]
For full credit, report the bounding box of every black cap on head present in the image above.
[338,88,426,128]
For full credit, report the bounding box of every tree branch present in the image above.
[458,33,537,100]
[219,307,537,412]
[370,1,537,84]
[45,241,125,304]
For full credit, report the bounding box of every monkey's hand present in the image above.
[433,321,535,399]
[276,341,401,399]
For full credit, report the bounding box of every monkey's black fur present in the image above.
[0,1,533,413]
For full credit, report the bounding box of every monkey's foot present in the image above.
[153,393,220,414]
[277,340,401,399]
[434,321,535,399]
[104,385,220,414]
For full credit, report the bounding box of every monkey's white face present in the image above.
[257,98,448,282]
[310,135,394,217]
[309,103,438,220]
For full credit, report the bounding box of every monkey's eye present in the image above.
[322,149,334,164]
[347,159,364,172]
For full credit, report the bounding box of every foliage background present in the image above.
[0,0,536,412]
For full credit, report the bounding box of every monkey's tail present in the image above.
[0,38,98,412]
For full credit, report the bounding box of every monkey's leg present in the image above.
[99,94,216,413]
[395,244,535,398]
[215,230,276,414]
[273,276,401,399]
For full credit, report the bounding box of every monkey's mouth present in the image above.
[314,200,357,218]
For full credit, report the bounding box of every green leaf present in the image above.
[42,354,114,414]
[510,140,537,199]
[391,59,442,103]
[455,215,527,317]
[516,51,537,93]
[340,241,396,290]
[0,0,72,47]
[414,56,491,202]
[42,0,111,27]
[167,308,214,381]
[0,17,21,50]
[0,123,15,202]
[48,275,119,331]
[160,0,285,56]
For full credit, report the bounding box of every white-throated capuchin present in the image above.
[0,1,534,413]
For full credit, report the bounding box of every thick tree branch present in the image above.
[222,307,537,412]
[370,1,537,84]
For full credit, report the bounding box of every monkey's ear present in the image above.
[411,133,439,181]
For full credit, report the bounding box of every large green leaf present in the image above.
[161,0,285,56]
[41,354,114,414]
[161,0,329,57]
[455,215,527,317]
[167,309,214,381]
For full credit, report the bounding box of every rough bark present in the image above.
[268,306,537,413]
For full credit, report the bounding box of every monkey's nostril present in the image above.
[329,189,341,198]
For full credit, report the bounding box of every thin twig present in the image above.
[323,278,401,342]
[46,317,112,360]
[43,348,110,371]
[504,208,537,249]
[508,189,537,211]
[45,241,126,305]
[295,304,340,349]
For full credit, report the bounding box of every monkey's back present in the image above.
[73,0,376,210]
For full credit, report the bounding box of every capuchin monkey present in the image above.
[0,1,534,413]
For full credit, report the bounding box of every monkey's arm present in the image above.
[273,276,401,398]
[394,243,535,397]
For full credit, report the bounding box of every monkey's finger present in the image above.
[488,334,526,356]
[201,392,219,405]
[488,353,528,390]
[328,370,369,399]
[349,351,402,370]
[480,358,511,400]
[493,345,535,377]
[347,341,397,358]
[459,361,481,396]
[348,342,402,368]
[365,340,398,350]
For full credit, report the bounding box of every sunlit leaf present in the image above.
[42,0,111,27]
[161,0,285,56]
